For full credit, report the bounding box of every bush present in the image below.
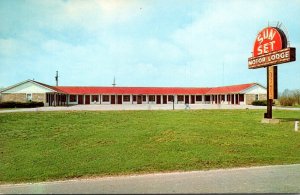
[251,100,275,106]
[252,100,267,106]
[0,101,44,108]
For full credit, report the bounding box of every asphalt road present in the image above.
[1,164,300,194]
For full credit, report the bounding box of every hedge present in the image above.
[251,100,275,106]
[0,101,44,108]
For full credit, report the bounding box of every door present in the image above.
[117,95,122,104]
[85,95,90,104]
[156,95,161,104]
[191,95,195,104]
[78,95,83,104]
[137,95,142,104]
[163,95,167,104]
[111,95,115,104]
[185,95,189,104]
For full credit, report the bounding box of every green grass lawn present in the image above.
[1,109,300,184]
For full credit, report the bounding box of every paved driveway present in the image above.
[1,164,300,194]
[1,104,299,113]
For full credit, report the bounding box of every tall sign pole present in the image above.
[248,26,296,119]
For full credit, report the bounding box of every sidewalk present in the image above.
[1,164,300,194]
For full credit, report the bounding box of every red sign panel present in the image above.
[253,27,287,57]
[248,47,296,69]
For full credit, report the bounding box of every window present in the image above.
[103,95,109,102]
[205,95,210,101]
[221,95,225,101]
[92,95,99,102]
[143,95,146,101]
[196,95,202,101]
[255,94,259,101]
[168,95,174,102]
[239,94,244,102]
[177,95,184,101]
[133,95,137,101]
[123,95,130,102]
[26,94,32,102]
[70,95,77,102]
[149,95,155,102]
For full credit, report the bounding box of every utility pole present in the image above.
[55,71,59,86]
[112,76,116,87]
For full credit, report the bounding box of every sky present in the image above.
[0,0,300,92]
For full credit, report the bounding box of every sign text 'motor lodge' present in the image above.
[248,47,295,69]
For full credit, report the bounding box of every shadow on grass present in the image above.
[276,118,300,122]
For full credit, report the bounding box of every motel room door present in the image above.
[85,95,90,104]
[110,95,116,104]
[117,95,122,104]
[156,95,161,104]
[185,95,189,104]
[163,95,167,104]
[191,95,195,104]
[78,95,83,104]
[137,95,142,104]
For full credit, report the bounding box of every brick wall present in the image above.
[32,93,46,103]
[0,93,46,103]
[259,94,267,100]
[1,93,27,102]
[245,94,267,105]
[245,94,255,105]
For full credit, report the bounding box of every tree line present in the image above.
[279,89,300,106]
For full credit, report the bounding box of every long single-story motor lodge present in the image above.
[0,80,267,106]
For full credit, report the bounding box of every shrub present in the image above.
[251,100,275,106]
[252,100,267,106]
[0,101,44,108]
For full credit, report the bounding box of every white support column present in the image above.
[234,94,236,105]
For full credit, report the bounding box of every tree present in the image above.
[279,89,300,106]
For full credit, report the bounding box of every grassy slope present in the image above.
[0,109,300,183]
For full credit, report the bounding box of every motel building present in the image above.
[0,80,267,106]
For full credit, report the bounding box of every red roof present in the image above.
[52,83,258,95]
[53,86,211,95]
[206,83,254,94]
